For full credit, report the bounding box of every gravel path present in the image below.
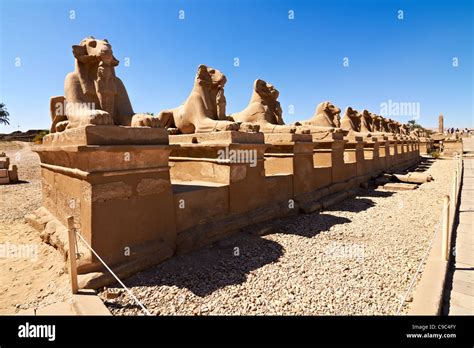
[0,142,71,314]
[101,157,455,315]
[0,141,42,223]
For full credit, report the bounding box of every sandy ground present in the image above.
[102,157,455,315]
[0,141,71,314]
[0,141,455,315]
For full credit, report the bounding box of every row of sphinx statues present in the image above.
[50,37,420,138]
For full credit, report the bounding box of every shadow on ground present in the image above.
[122,233,284,297]
[412,158,436,172]
[326,188,395,213]
[3,180,30,185]
[118,187,395,297]
[275,213,351,238]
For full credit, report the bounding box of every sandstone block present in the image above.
[0,169,9,184]
[8,164,18,182]
[383,183,418,191]
[0,157,9,169]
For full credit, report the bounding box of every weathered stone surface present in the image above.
[0,174,9,185]
[383,183,418,191]
[8,165,18,182]
[0,156,9,169]
[43,125,169,146]
[0,154,19,184]
[169,130,264,145]
[299,200,322,214]
[341,106,361,133]
[157,65,258,134]
[92,182,133,202]
[393,172,433,184]
[299,101,341,129]
[232,79,297,134]
[51,37,160,133]
[32,140,177,277]
[136,178,169,196]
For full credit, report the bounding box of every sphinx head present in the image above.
[72,36,118,66]
[362,109,372,119]
[344,106,361,119]
[196,64,227,89]
[316,101,341,117]
[315,101,341,126]
[254,79,279,101]
[371,114,382,129]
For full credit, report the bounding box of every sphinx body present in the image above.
[410,129,421,137]
[400,124,410,136]
[360,110,373,134]
[340,107,394,138]
[233,80,351,136]
[380,117,392,134]
[394,122,404,135]
[157,65,258,134]
[370,113,394,136]
[51,37,159,133]
[387,119,400,134]
[231,79,299,133]
[371,114,383,132]
[297,101,345,134]
[340,107,363,134]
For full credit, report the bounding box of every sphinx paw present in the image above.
[131,114,161,128]
[87,110,114,126]
[239,122,260,133]
[167,127,180,135]
[223,122,240,131]
[55,121,69,132]
[295,127,309,134]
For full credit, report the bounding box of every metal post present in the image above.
[442,195,450,261]
[67,216,79,294]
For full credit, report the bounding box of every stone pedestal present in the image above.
[399,137,407,163]
[313,133,352,184]
[419,137,430,155]
[0,168,9,184]
[169,131,268,214]
[442,139,463,157]
[386,136,398,168]
[375,136,388,171]
[395,137,404,164]
[343,134,380,177]
[410,138,420,159]
[344,136,366,177]
[263,133,314,198]
[363,137,381,175]
[168,131,282,253]
[32,125,177,274]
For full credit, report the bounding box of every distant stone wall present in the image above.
[0,129,48,142]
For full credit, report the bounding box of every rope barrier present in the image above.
[73,230,151,316]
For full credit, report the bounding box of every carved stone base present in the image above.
[31,125,177,276]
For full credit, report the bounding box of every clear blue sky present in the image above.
[0,0,472,132]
